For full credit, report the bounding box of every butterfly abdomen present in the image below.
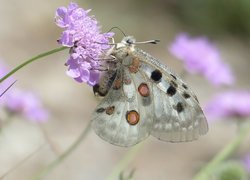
[93,70,117,97]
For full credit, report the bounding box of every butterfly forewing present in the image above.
[134,48,208,142]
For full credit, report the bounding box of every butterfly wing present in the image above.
[91,67,154,147]
[92,44,208,146]
[135,48,208,142]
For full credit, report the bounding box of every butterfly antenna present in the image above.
[134,39,160,45]
[95,27,125,46]
[107,26,127,37]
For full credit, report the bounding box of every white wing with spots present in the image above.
[91,68,154,147]
[91,37,208,146]
[136,48,208,142]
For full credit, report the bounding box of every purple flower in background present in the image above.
[0,60,48,122]
[169,33,234,86]
[243,154,250,172]
[205,91,250,121]
[55,2,114,86]
[4,90,48,122]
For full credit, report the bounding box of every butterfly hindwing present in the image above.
[91,67,154,147]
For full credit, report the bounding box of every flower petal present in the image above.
[169,33,235,86]
[55,3,115,86]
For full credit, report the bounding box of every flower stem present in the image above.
[33,121,92,180]
[194,122,250,180]
[106,143,144,180]
[0,46,68,83]
[39,124,60,155]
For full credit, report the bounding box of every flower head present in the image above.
[0,60,48,122]
[4,90,48,122]
[242,154,250,172]
[169,33,234,86]
[205,91,250,121]
[55,2,114,86]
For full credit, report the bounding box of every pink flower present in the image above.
[4,90,48,122]
[243,154,250,172]
[0,60,48,122]
[205,91,250,121]
[169,33,234,86]
[55,2,114,86]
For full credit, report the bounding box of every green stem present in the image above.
[33,121,92,180]
[194,122,250,180]
[0,46,68,83]
[106,143,144,180]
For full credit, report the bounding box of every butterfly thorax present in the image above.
[93,36,137,97]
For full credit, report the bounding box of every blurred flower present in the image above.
[0,60,48,122]
[4,90,48,122]
[205,91,250,121]
[242,154,250,172]
[169,33,234,86]
[55,2,114,86]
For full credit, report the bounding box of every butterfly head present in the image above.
[110,36,160,60]
[121,36,136,47]
[115,36,136,50]
[110,36,136,60]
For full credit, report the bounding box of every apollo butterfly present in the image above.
[91,36,208,147]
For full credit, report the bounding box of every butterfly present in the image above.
[91,36,208,147]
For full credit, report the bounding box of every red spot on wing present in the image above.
[138,83,150,97]
[126,110,140,125]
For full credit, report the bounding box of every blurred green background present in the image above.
[0,0,250,180]
[167,0,250,37]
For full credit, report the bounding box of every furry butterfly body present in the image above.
[92,36,208,147]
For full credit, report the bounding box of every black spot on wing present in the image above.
[170,74,177,80]
[151,70,162,82]
[183,92,191,99]
[170,80,178,88]
[182,83,188,89]
[167,85,176,96]
[96,107,105,113]
[176,102,184,113]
